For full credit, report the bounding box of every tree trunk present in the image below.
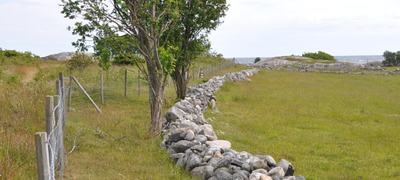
[173,66,189,100]
[147,60,165,135]
[149,83,164,134]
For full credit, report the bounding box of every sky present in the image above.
[0,0,400,57]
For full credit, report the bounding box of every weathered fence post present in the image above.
[35,132,51,180]
[45,95,55,178]
[100,71,104,104]
[124,69,128,97]
[56,73,65,179]
[67,76,72,112]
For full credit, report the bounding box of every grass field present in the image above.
[0,57,242,179]
[207,70,400,180]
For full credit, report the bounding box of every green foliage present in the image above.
[159,46,178,75]
[302,51,335,61]
[383,51,400,66]
[95,35,141,67]
[254,57,261,63]
[0,49,39,65]
[66,53,93,72]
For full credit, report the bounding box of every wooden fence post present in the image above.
[100,71,104,104]
[35,132,51,180]
[124,69,128,97]
[67,77,72,112]
[45,96,55,172]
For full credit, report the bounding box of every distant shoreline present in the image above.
[231,55,384,64]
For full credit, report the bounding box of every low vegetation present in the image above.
[0,55,242,179]
[302,51,336,61]
[207,71,400,179]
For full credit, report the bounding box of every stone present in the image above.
[206,140,231,149]
[241,163,251,172]
[168,128,188,143]
[278,159,295,176]
[253,169,268,175]
[191,165,214,179]
[250,172,271,180]
[250,158,269,171]
[233,170,249,180]
[195,135,208,143]
[184,130,195,141]
[215,157,232,169]
[267,167,285,177]
[170,153,184,162]
[186,154,202,171]
[214,167,233,180]
[200,124,218,140]
[171,140,195,153]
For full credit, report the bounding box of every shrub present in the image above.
[0,49,39,65]
[254,57,261,63]
[66,53,93,72]
[382,51,400,67]
[302,51,335,61]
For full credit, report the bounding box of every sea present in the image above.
[232,55,384,65]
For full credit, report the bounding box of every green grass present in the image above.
[0,59,243,179]
[207,71,400,180]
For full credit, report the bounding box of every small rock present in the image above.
[191,165,214,179]
[267,167,285,177]
[195,135,208,143]
[250,158,269,171]
[206,140,231,149]
[233,170,249,180]
[253,169,268,175]
[199,124,218,140]
[214,167,233,180]
[184,130,195,141]
[171,140,195,153]
[186,154,202,171]
[215,157,232,169]
[278,159,295,176]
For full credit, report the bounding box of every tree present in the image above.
[254,57,261,63]
[383,51,397,66]
[166,0,228,99]
[61,0,179,135]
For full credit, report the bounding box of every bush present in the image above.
[302,51,335,61]
[254,57,261,63]
[66,53,93,72]
[0,49,39,65]
[383,51,400,67]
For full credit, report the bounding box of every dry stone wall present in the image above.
[161,69,305,180]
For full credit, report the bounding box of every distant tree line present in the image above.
[302,51,335,61]
[0,49,40,64]
[383,51,400,66]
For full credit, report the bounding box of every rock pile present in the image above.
[254,59,385,73]
[161,69,305,180]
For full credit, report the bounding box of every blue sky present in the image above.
[1,0,400,57]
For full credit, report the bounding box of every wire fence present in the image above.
[33,59,236,180]
[35,73,66,180]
